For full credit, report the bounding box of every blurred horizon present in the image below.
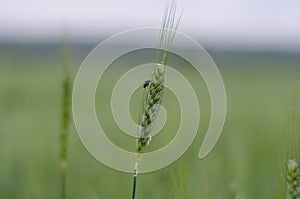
[1,0,300,51]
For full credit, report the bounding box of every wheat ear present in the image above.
[286,159,300,199]
[131,1,182,198]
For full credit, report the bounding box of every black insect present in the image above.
[143,80,151,88]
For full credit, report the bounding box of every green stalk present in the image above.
[60,39,71,199]
[131,1,181,198]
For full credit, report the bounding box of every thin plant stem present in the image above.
[131,170,138,199]
[60,38,71,199]
[132,154,141,199]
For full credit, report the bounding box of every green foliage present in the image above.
[0,46,300,198]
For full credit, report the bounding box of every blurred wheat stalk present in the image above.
[131,1,182,198]
[60,39,72,199]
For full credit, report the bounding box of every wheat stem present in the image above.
[131,169,138,199]
[60,39,71,199]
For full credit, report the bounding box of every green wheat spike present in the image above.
[286,159,300,199]
[131,1,182,199]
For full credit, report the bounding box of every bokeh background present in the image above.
[1,0,300,198]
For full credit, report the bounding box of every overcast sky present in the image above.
[1,0,300,49]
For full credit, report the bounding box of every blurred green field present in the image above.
[0,43,300,198]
